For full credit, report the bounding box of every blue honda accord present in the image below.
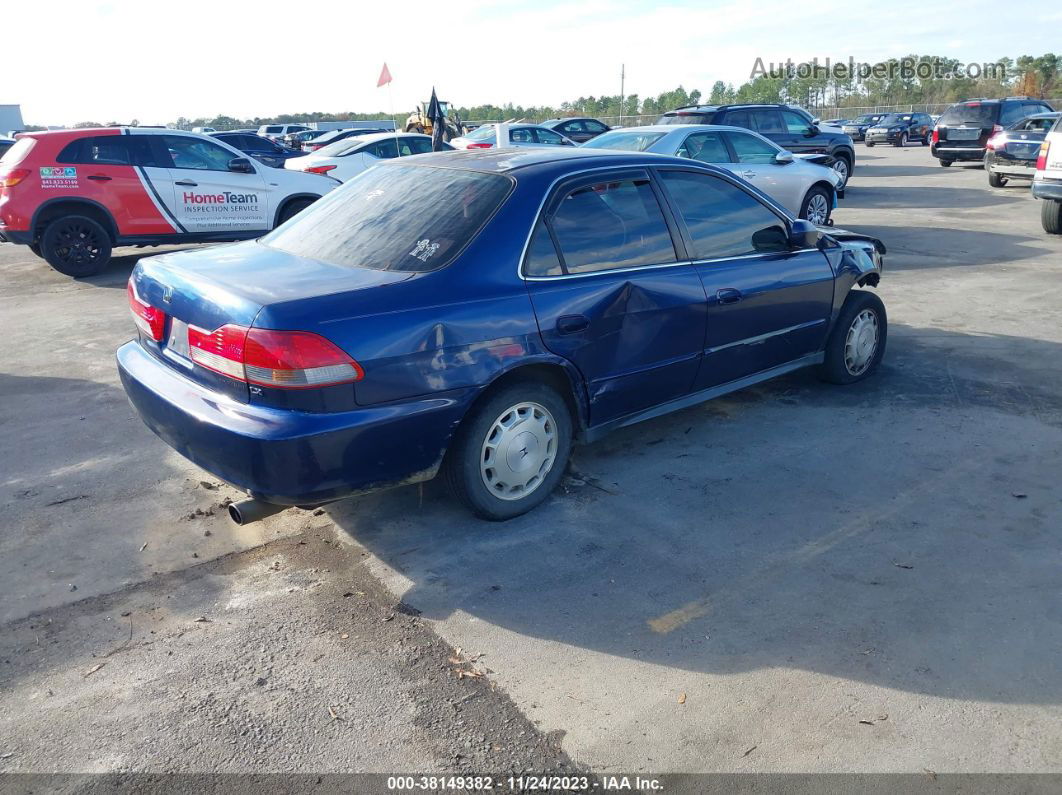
[118,147,887,522]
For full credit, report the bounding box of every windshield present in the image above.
[581,130,666,152]
[263,165,514,272]
[853,115,880,124]
[939,103,997,125]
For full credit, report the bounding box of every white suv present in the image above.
[1034,116,1062,233]
[258,124,310,143]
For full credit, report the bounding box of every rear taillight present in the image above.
[986,133,1005,151]
[305,164,337,174]
[1037,141,1051,171]
[188,324,363,388]
[0,168,30,188]
[931,128,939,144]
[127,281,166,342]
[991,124,1003,136]
[466,142,492,149]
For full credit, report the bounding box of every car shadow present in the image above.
[853,164,951,179]
[832,223,1050,269]
[325,323,1062,705]
[844,184,1023,210]
[81,245,209,289]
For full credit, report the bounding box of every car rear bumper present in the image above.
[1032,179,1062,200]
[117,341,474,506]
[932,144,985,160]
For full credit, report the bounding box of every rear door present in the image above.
[720,131,805,215]
[155,134,271,233]
[55,133,176,237]
[655,168,835,389]
[522,169,708,425]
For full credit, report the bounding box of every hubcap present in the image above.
[806,193,830,225]
[844,309,879,376]
[55,223,103,265]
[832,158,849,186]
[480,401,557,501]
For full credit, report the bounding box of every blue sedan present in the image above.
[118,148,887,521]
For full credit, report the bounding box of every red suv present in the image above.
[0,127,337,277]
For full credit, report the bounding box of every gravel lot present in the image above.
[1,144,1061,777]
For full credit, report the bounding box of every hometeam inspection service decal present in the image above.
[40,167,78,189]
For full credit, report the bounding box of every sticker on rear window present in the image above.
[40,166,77,188]
[409,238,440,262]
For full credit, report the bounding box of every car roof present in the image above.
[15,127,199,140]
[595,123,762,135]
[340,132,429,145]
[390,146,729,176]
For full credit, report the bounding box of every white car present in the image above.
[449,124,577,150]
[1033,116,1062,234]
[258,124,311,143]
[284,132,441,182]
[582,124,844,225]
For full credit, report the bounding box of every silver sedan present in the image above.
[582,124,843,225]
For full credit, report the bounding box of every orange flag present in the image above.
[377,63,392,88]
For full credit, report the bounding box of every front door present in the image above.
[523,170,708,426]
[655,169,836,390]
[155,134,271,234]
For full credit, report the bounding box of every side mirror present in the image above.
[806,125,820,137]
[812,118,821,126]
[774,151,795,164]
[228,157,254,174]
[789,218,823,248]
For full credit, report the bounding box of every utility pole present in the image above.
[620,64,626,120]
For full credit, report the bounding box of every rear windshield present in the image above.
[657,112,711,125]
[263,126,283,133]
[315,137,367,157]
[582,130,667,151]
[466,126,496,141]
[939,103,997,125]
[262,164,514,272]
[0,137,34,164]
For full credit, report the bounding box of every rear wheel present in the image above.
[818,291,887,385]
[894,132,907,148]
[831,154,851,189]
[1042,199,1062,235]
[445,381,573,521]
[922,132,932,146]
[277,197,315,225]
[939,159,953,167]
[39,215,112,277]
[987,167,1007,188]
[799,186,832,226]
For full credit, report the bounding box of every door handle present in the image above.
[87,175,112,181]
[556,314,590,334]
[174,179,198,186]
[716,288,743,305]
[741,170,756,178]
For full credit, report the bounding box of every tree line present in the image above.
[38,52,1059,131]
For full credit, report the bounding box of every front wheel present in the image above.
[865,141,875,148]
[1043,199,1062,234]
[818,291,887,385]
[799,186,832,226]
[987,168,1007,188]
[445,382,573,520]
[28,243,43,259]
[939,159,953,167]
[894,133,907,148]
[40,215,112,277]
[922,132,932,146]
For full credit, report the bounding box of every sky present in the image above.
[5,0,1061,126]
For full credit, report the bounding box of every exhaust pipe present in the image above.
[228,499,286,526]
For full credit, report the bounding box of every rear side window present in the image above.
[406,137,434,154]
[1000,102,1028,125]
[750,110,784,134]
[939,103,998,126]
[510,128,535,143]
[547,178,676,274]
[524,219,564,277]
[263,164,513,272]
[679,132,729,163]
[660,171,788,260]
[57,135,157,166]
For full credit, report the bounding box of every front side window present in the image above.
[534,128,566,145]
[781,110,812,134]
[678,132,729,163]
[660,171,788,260]
[365,139,399,159]
[163,136,239,171]
[263,164,513,272]
[726,132,778,164]
[585,120,609,133]
[548,178,676,274]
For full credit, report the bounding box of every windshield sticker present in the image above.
[409,239,441,262]
[40,166,78,188]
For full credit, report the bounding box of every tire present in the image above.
[444,381,573,521]
[277,197,315,226]
[818,290,887,385]
[1042,199,1062,235]
[939,159,953,167]
[922,132,932,146]
[799,186,832,226]
[865,141,875,148]
[894,132,907,148]
[39,215,112,278]
[987,169,1007,188]
[28,243,43,259]
[831,153,852,188]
